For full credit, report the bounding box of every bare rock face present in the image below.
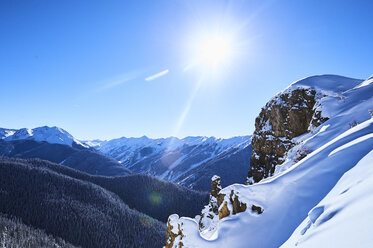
[218,201,230,219]
[165,214,184,248]
[218,190,247,219]
[248,88,328,183]
[211,175,222,198]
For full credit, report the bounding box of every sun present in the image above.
[198,36,231,68]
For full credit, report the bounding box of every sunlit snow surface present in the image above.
[282,150,373,248]
[170,75,373,248]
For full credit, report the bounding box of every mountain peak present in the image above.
[0,126,87,148]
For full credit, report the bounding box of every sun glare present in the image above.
[198,36,231,68]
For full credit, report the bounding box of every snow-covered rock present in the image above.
[166,74,373,247]
[248,75,363,183]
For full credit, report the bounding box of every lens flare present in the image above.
[161,149,182,169]
[139,215,155,227]
[148,192,163,206]
[145,69,169,81]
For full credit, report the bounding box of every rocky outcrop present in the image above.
[218,190,247,219]
[251,204,263,214]
[199,176,252,229]
[166,176,265,247]
[198,176,221,231]
[211,175,222,198]
[165,214,185,248]
[247,88,328,183]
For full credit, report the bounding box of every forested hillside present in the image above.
[15,157,209,222]
[0,214,76,248]
[0,157,166,247]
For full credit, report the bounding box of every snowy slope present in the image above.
[167,74,373,247]
[85,135,251,189]
[282,149,373,248]
[0,126,87,148]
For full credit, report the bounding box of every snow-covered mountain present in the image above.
[86,135,252,190]
[0,125,251,190]
[165,74,373,248]
[0,126,131,176]
[0,126,87,148]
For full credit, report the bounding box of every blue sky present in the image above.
[1,0,372,140]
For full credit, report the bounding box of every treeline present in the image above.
[0,157,166,248]
[0,213,76,248]
[92,174,209,222]
[16,157,210,222]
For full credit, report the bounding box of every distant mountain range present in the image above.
[87,135,251,190]
[0,126,251,191]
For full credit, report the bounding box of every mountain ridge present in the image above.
[0,126,88,148]
[89,135,252,190]
[0,126,252,191]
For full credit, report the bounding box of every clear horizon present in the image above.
[1,0,372,140]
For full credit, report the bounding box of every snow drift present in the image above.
[166,74,373,248]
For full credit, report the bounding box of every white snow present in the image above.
[0,126,88,148]
[354,75,373,89]
[168,74,373,248]
[329,133,373,156]
[0,129,16,139]
[211,175,220,181]
[81,139,103,148]
[282,149,373,248]
[277,74,362,99]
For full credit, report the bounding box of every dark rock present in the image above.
[165,216,184,248]
[211,175,222,198]
[248,88,328,183]
[218,190,247,220]
[251,204,263,214]
[218,201,230,219]
[230,190,247,215]
[217,193,225,207]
